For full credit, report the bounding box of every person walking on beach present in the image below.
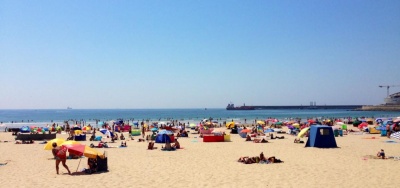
[52,143,71,175]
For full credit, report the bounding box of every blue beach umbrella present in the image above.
[151,127,158,132]
[158,130,174,135]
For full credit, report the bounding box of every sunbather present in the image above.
[120,141,127,147]
[267,156,284,163]
[245,134,252,141]
[253,138,268,143]
[294,138,304,143]
[172,139,180,149]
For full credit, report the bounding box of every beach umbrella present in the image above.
[358,122,368,128]
[61,140,80,146]
[256,121,265,125]
[100,129,112,137]
[292,123,300,128]
[83,146,104,158]
[158,130,174,135]
[297,127,310,138]
[393,118,400,123]
[390,132,400,140]
[189,124,197,128]
[43,138,66,150]
[64,144,86,156]
[275,122,283,125]
[212,120,218,123]
[240,129,251,133]
[151,127,158,132]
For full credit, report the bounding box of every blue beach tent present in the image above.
[155,130,174,143]
[305,125,338,148]
[20,126,30,133]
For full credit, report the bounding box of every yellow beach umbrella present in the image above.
[293,123,300,128]
[297,127,310,138]
[61,140,80,146]
[256,121,265,125]
[43,138,66,150]
[84,146,104,159]
[226,122,235,129]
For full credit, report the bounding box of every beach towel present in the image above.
[362,137,379,139]
[161,148,176,151]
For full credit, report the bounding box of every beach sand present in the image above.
[0,126,399,188]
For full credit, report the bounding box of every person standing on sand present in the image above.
[52,143,71,175]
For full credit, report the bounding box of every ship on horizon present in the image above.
[226,103,255,110]
[67,107,72,109]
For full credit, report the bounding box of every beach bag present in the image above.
[57,146,67,158]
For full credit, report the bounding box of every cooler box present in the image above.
[224,134,231,142]
[74,134,86,141]
[203,135,224,142]
[94,136,102,141]
[131,129,141,136]
[381,130,387,136]
[334,130,339,137]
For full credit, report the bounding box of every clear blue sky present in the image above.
[1,0,399,109]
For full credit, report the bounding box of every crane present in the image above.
[379,85,400,97]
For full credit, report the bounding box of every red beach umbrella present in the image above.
[240,129,251,133]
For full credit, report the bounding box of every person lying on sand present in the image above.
[253,138,268,143]
[120,141,127,147]
[294,138,304,143]
[270,134,284,139]
[267,156,284,163]
[138,138,145,142]
[237,156,256,164]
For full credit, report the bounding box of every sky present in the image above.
[0,0,399,109]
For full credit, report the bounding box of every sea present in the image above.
[0,109,399,129]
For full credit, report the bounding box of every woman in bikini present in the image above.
[52,143,71,175]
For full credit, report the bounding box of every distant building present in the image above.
[384,92,400,105]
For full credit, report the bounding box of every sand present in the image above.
[0,126,399,188]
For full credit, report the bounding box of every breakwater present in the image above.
[252,105,363,110]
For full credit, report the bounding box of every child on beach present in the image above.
[377,149,385,159]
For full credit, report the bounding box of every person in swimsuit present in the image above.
[377,149,385,159]
[52,143,71,175]
[172,139,180,149]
